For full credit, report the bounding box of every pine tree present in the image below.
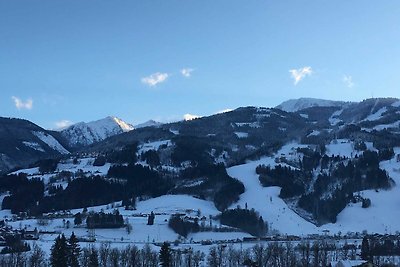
[361,236,371,261]
[258,216,266,237]
[147,211,155,225]
[159,242,171,267]
[50,234,68,267]
[74,212,82,226]
[68,232,81,267]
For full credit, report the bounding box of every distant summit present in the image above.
[60,116,134,147]
[276,98,350,112]
[134,120,162,129]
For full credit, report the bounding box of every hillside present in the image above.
[1,97,400,239]
[60,116,134,147]
[276,97,351,112]
[0,117,69,174]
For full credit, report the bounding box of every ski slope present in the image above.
[227,142,400,236]
[227,143,319,235]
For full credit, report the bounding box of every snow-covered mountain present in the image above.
[0,117,70,174]
[60,116,134,147]
[276,97,349,112]
[134,120,162,129]
[3,97,400,246]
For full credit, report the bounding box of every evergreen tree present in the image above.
[361,236,371,261]
[50,234,68,267]
[68,232,80,267]
[258,216,266,236]
[147,211,155,225]
[74,213,82,226]
[159,242,172,267]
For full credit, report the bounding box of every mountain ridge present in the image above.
[276,97,353,112]
[60,116,134,147]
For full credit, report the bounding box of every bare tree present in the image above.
[80,247,91,267]
[109,248,120,267]
[253,244,265,267]
[208,247,219,267]
[127,245,141,267]
[29,243,47,267]
[192,251,204,267]
[99,242,111,267]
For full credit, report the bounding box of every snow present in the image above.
[4,194,240,249]
[234,132,248,138]
[11,158,111,183]
[235,122,260,128]
[323,148,400,235]
[372,120,400,131]
[364,107,387,121]
[12,167,40,175]
[170,129,179,135]
[299,113,309,119]
[3,143,400,255]
[392,100,400,108]
[22,141,45,152]
[365,142,378,152]
[57,158,111,176]
[224,141,400,236]
[329,109,343,126]
[276,98,346,112]
[32,131,70,154]
[134,120,162,129]
[307,130,320,137]
[135,195,219,216]
[326,139,355,158]
[61,116,133,146]
[138,140,171,153]
[331,260,367,267]
[190,231,251,241]
[227,143,319,236]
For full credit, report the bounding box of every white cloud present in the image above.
[12,96,33,110]
[343,75,354,88]
[289,66,313,85]
[181,68,194,78]
[141,72,169,87]
[55,120,73,130]
[183,113,201,121]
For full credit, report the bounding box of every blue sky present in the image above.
[1,1,400,129]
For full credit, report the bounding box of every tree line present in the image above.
[4,236,400,267]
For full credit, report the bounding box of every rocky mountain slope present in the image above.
[0,117,69,174]
[2,97,400,230]
[60,116,134,147]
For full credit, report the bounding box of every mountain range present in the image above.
[2,96,400,236]
[1,97,399,174]
[59,116,134,147]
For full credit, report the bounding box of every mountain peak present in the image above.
[276,98,350,112]
[134,120,162,129]
[60,116,134,147]
[105,116,134,132]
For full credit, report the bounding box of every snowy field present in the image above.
[227,141,400,236]
[2,140,400,255]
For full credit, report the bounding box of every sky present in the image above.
[1,1,400,129]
